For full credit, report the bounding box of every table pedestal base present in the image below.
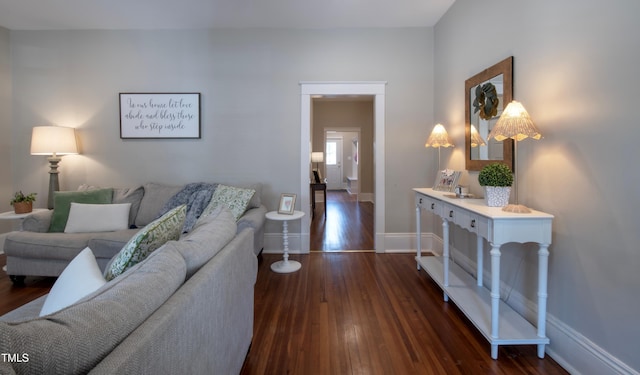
[270,260,302,273]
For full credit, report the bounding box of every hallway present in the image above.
[310,190,374,251]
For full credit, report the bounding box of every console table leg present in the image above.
[416,205,421,270]
[476,235,483,287]
[442,219,450,302]
[537,243,550,358]
[490,243,501,341]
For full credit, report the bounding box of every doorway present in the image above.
[325,137,343,190]
[299,81,386,253]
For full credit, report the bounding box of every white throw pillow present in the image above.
[64,203,131,233]
[40,247,107,316]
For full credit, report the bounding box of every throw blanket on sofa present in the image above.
[158,182,218,232]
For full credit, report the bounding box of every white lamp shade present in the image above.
[470,124,487,147]
[311,152,324,163]
[425,124,454,148]
[31,126,79,155]
[488,101,542,142]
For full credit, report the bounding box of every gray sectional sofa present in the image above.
[3,182,266,282]
[1,204,258,374]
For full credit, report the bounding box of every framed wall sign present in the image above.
[119,93,201,139]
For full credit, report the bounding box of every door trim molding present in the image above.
[300,81,386,253]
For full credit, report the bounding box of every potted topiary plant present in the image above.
[10,191,37,214]
[478,163,513,207]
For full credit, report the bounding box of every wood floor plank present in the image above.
[0,254,55,316]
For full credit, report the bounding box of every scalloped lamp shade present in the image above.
[487,100,541,142]
[425,124,454,148]
[470,124,486,147]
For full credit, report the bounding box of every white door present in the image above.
[325,138,343,190]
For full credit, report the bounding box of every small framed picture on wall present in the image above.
[278,193,297,215]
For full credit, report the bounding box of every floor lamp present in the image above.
[30,126,79,209]
[487,101,542,213]
[425,123,454,171]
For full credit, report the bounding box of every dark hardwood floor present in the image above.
[310,190,374,251]
[0,254,55,316]
[242,252,568,374]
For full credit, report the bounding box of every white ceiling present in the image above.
[0,0,455,30]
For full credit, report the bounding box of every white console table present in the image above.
[413,188,553,359]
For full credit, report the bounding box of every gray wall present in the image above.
[7,28,434,236]
[434,0,640,372]
[0,26,11,233]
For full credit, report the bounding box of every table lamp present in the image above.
[425,123,454,171]
[311,152,323,171]
[30,126,79,209]
[487,101,541,213]
[470,124,487,147]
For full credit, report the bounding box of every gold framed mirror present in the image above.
[465,56,514,171]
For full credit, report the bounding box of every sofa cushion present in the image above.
[135,183,183,227]
[49,188,114,232]
[39,247,106,316]
[112,186,144,226]
[79,184,144,227]
[203,184,255,221]
[87,229,141,260]
[0,246,186,375]
[177,206,237,278]
[64,203,131,233]
[105,204,187,281]
[245,183,262,209]
[5,231,107,261]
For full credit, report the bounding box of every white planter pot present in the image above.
[483,186,511,207]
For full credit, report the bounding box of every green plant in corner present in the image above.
[478,163,513,187]
[10,191,37,206]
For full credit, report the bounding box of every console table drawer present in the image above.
[416,194,441,215]
[443,203,480,234]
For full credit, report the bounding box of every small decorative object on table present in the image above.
[478,162,513,207]
[10,191,37,214]
[433,169,461,192]
[278,193,297,215]
[454,185,472,198]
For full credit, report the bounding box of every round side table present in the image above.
[0,208,49,230]
[266,210,305,273]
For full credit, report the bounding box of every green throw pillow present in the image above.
[202,184,255,221]
[104,204,187,281]
[48,189,114,232]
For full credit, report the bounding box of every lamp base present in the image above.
[502,204,532,213]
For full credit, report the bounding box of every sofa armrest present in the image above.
[237,205,266,232]
[21,210,53,233]
[237,205,266,255]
